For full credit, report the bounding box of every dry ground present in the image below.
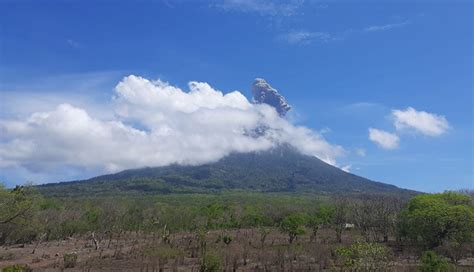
[1,228,473,271]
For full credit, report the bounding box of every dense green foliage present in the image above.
[399,192,474,249]
[37,145,414,197]
[418,251,453,272]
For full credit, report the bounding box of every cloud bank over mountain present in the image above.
[0,75,343,180]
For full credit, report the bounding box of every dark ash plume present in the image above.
[252,78,291,116]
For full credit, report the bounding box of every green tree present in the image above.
[399,192,474,249]
[203,203,228,229]
[280,213,307,244]
[82,203,104,249]
[332,196,349,243]
[239,204,273,248]
[307,205,333,242]
[0,185,42,244]
[241,205,272,227]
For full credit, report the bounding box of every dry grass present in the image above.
[0,228,473,271]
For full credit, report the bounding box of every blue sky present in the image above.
[0,0,472,192]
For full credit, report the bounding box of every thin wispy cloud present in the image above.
[280,30,331,45]
[281,20,410,45]
[345,102,383,109]
[67,39,81,49]
[0,71,121,94]
[319,127,331,135]
[340,102,387,115]
[0,71,122,120]
[355,148,366,157]
[364,21,410,32]
[215,1,411,46]
[214,0,305,16]
[341,164,351,173]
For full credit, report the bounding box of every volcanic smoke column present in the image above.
[252,78,292,117]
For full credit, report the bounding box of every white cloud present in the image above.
[341,165,351,173]
[0,75,343,179]
[392,107,450,136]
[364,21,410,32]
[368,128,400,150]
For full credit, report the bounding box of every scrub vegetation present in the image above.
[0,185,473,271]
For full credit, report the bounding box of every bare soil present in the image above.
[1,228,473,271]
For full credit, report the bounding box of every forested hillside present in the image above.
[38,145,415,197]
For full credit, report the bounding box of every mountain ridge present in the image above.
[37,145,417,197]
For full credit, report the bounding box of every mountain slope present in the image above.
[38,145,414,196]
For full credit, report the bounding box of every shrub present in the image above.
[222,235,233,245]
[1,264,32,272]
[63,252,78,268]
[335,241,392,271]
[200,252,221,272]
[418,251,453,272]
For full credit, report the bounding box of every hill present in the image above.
[38,145,415,197]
